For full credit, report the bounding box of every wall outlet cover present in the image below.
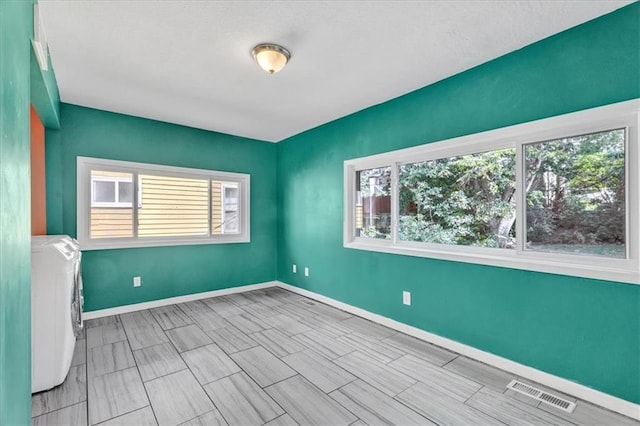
[293,264,297,273]
[403,291,411,306]
[133,276,141,287]
[304,267,309,277]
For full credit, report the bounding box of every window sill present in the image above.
[344,240,639,285]
[80,235,250,251]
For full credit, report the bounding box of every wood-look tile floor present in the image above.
[32,288,639,426]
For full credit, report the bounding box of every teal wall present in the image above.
[0,0,35,424]
[46,104,277,311]
[277,4,640,404]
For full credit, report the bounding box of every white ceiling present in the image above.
[39,1,632,142]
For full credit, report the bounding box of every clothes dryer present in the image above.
[31,235,83,393]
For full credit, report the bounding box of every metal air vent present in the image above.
[506,380,576,413]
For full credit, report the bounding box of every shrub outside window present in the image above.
[78,157,250,250]
[524,129,625,258]
[399,148,516,249]
[343,100,639,284]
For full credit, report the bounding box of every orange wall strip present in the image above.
[30,104,46,235]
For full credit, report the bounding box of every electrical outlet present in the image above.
[403,291,411,306]
[304,267,309,277]
[133,276,142,287]
[292,264,297,273]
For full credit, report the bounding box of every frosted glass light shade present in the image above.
[252,43,290,74]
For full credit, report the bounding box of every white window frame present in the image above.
[220,182,239,234]
[344,100,639,284]
[90,175,133,208]
[78,157,250,250]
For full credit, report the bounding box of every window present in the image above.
[524,129,625,258]
[221,183,239,234]
[91,173,133,208]
[78,157,250,249]
[355,167,391,239]
[398,148,516,248]
[344,100,639,284]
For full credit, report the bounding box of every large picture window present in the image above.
[78,157,250,249]
[344,100,639,284]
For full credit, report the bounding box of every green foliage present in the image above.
[397,128,625,256]
[525,129,625,254]
[399,148,516,248]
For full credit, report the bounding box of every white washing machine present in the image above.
[31,235,84,393]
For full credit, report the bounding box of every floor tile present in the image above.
[222,292,257,306]
[85,316,119,329]
[251,290,285,307]
[150,305,193,330]
[261,314,313,336]
[292,329,354,360]
[241,302,280,318]
[179,409,228,426]
[178,301,230,331]
[204,372,284,425]
[396,381,502,425]
[296,315,352,337]
[337,332,405,364]
[87,319,127,349]
[226,313,269,334]
[383,332,458,366]
[339,316,397,340]
[181,343,241,385]
[335,351,416,397]
[264,414,298,426]
[266,375,356,426]
[205,326,258,354]
[298,300,353,321]
[32,364,87,417]
[201,299,245,316]
[144,370,213,426]
[97,406,157,425]
[466,387,575,425]
[443,355,515,391]
[71,338,87,367]
[87,367,148,425]
[263,288,304,302]
[87,340,136,378]
[32,402,87,426]
[133,342,187,382]
[273,302,317,320]
[250,328,306,357]
[329,379,434,425]
[230,346,296,387]
[282,349,355,393]
[119,311,169,351]
[166,324,212,352]
[389,354,482,401]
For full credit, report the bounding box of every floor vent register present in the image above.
[506,380,577,413]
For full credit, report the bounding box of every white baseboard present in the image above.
[81,281,278,320]
[276,281,640,420]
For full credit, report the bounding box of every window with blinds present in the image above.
[78,157,250,249]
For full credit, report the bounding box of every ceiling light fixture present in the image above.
[252,43,291,74]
